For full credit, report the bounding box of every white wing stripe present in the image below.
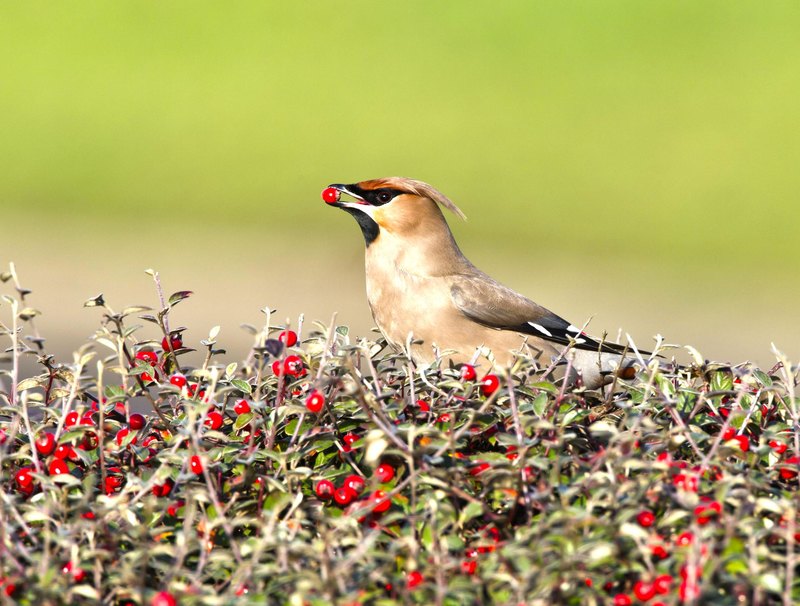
[528,322,553,337]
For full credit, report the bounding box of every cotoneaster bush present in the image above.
[1,264,799,606]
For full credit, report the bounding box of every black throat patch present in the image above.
[342,207,380,246]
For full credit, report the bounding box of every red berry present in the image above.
[469,462,491,476]
[676,531,694,547]
[633,580,656,601]
[721,427,735,441]
[54,444,76,460]
[152,479,174,497]
[136,350,158,364]
[306,390,325,414]
[460,559,477,575]
[233,399,251,415]
[636,510,656,527]
[322,187,340,204]
[371,489,391,513]
[343,474,365,495]
[65,411,80,427]
[62,562,86,583]
[460,364,477,381]
[15,467,35,489]
[415,399,430,413]
[104,475,123,494]
[35,432,56,456]
[278,330,298,347]
[375,464,395,483]
[480,374,500,396]
[169,373,187,388]
[203,411,224,430]
[733,435,750,452]
[333,486,356,506]
[694,499,722,525]
[151,591,178,606]
[190,455,203,475]
[134,352,158,381]
[780,456,800,479]
[315,479,335,499]
[672,473,698,492]
[161,334,183,352]
[406,571,423,589]
[770,440,788,454]
[613,594,632,606]
[116,428,138,447]
[653,574,673,595]
[129,413,146,430]
[283,355,305,376]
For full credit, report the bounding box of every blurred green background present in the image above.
[2,1,798,366]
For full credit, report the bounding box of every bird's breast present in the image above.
[364,254,440,346]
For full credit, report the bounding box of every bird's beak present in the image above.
[326,183,375,214]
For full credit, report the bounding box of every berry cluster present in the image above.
[2,272,800,605]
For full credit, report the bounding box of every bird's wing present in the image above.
[449,271,635,355]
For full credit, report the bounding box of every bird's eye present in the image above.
[377,191,393,203]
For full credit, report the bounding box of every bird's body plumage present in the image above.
[326,177,639,387]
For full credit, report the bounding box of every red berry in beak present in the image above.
[322,187,340,204]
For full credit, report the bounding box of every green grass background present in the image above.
[1,1,798,366]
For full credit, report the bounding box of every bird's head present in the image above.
[323,177,466,246]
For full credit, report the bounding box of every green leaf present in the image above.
[725,559,748,575]
[711,370,733,392]
[583,541,616,566]
[168,290,193,306]
[71,585,100,600]
[531,393,548,417]
[758,573,782,594]
[458,501,484,526]
[231,379,252,395]
[234,412,255,430]
[17,376,45,391]
[619,522,649,541]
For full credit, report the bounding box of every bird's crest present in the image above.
[359,177,467,220]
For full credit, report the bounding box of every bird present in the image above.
[322,177,645,388]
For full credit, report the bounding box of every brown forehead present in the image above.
[356,178,413,192]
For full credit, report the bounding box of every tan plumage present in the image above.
[326,177,640,387]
